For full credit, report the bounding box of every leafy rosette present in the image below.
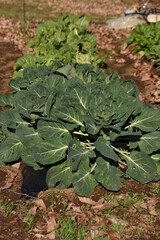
[0,62,160,196]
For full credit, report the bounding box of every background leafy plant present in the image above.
[0,62,160,196]
[14,13,106,77]
[126,22,160,69]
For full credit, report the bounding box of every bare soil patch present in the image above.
[0,41,22,95]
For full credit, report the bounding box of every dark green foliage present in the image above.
[0,62,160,196]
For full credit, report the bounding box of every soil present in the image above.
[0,1,160,239]
[0,41,22,95]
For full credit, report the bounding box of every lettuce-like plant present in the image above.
[0,62,160,196]
[126,22,160,69]
[14,14,105,77]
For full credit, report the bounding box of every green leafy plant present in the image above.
[126,22,160,68]
[0,199,14,216]
[0,62,160,196]
[56,216,87,240]
[24,213,36,232]
[14,13,106,77]
[109,222,125,234]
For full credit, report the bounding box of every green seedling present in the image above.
[149,187,160,198]
[48,192,62,209]
[24,213,36,232]
[40,210,47,219]
[56,216,87,240]
[134,228,144,237]
[0,200,14,216]
[148,215,155,224]
[118,193,140,208]
[81,204,91,212]
[93,237,110,240]
[109,222,125,235]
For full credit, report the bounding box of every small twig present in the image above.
[2,188,36,200]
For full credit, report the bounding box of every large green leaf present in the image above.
[110,130,142,142]
[22,147,42,170]
[13,91,34,117]
[126,109,160,132]
[72,160,97,196]
[31,135,71,165]
[0,135,23,163]
[113,98,139,127]
[122,80,139,98]
[56,64,76,79]
[67,83,88,110]
[120,150,157,183]
[46,160,72,189]
[43,93,56,117]
[14,54,39,72]
[83,115,100,135]
[94,136,118,161]
[138,131,160,154]
[55,106,84,127]
[16,125,41,144]
[0,109,27,126]
[37,120,70,141]
[30,83,50,98]
[0,94,13,107]
[69,139,95,171]
[95,157,120,191]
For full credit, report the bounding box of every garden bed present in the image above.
[0,1,160,239]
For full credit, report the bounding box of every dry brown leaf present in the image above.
[45,232,56,239]
[109,230,121,240]
[11,162,21,169]
[35,232,56,240]
[141,73,151,82]
[92,201,119,211]
[34,199,46,210]
[134,200,147,210]
[115,58,126,63]
[0,182,13,191]
[34,233,44,239]
[83,236,92,240]
[33,227,42,233]
[147,197,158,216]
[116,193,126,200]
[90,226,99,239]
[93,215,107,226]
[46,216,57,233]
[107,215,129,227]
[29,206,37,216]
[78,196,98,205]
[72,205,82,213]
[66,202,75,211]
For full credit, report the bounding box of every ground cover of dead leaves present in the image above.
[0,165,160,240]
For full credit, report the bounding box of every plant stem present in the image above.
[81,141,95,150]
[73,131,88,136]
[112,146,127,166]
